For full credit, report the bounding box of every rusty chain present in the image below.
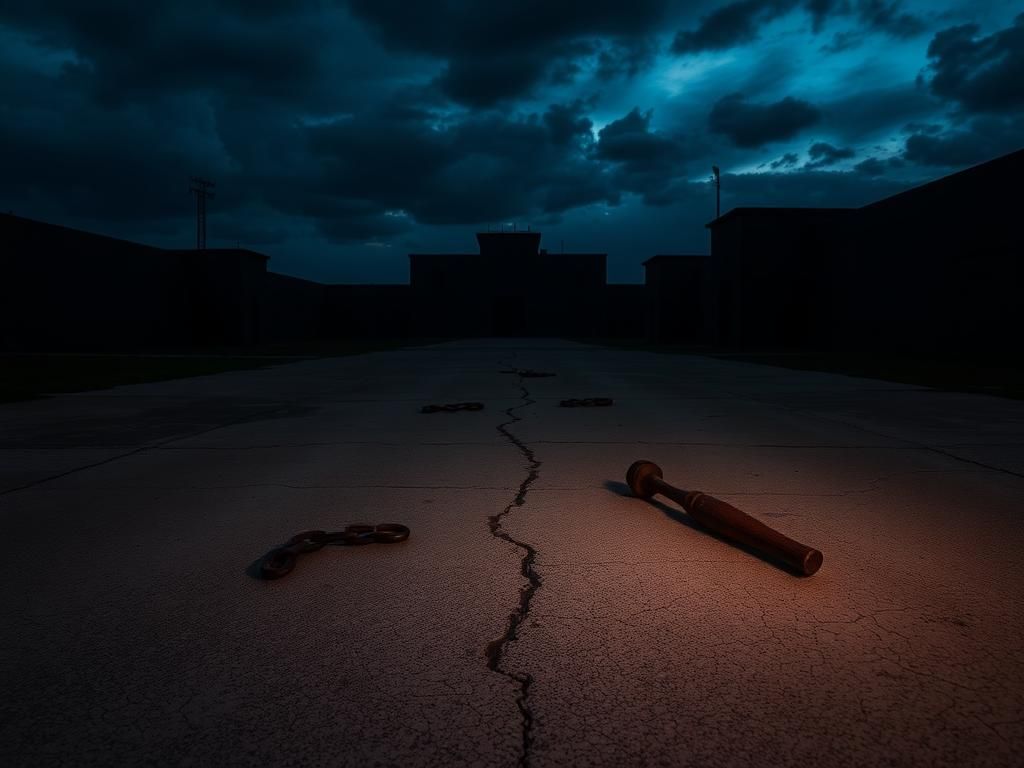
[499,368,556,378]
[420,402,485,413]
[260,524,410,579]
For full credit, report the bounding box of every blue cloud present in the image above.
[709,93,821,148]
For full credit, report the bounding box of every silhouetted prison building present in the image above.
[695,147,1024,356]
[177,247,268,346]
[409,231,607,337]
[1,215,637,350]
[0,213,309,350]
[838,148,1023,356]
[704,208,858,348]
[260,273,330,343]
[2,214,188,350]
[10,149,1017,354]
[643,255,710,343]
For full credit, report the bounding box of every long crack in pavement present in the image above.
[486,380,542,768]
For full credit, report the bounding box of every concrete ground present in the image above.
[1,339,1022,767]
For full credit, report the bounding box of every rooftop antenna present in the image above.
[189,176,216,249]
[711,165,721,219]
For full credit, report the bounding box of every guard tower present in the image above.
[409,230,605,337]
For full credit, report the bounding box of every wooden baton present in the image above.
[627,460,823,576]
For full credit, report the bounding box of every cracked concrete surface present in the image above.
[1,339,1023,766]
[486,379,543,767]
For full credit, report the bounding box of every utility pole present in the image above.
[189,176,215,249]
[711,166,721,219]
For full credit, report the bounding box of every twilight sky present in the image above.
[1,1,1022,283]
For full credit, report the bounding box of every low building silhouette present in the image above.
[838,148,1023,357]
[0,213,317,350]
[691,147,1023,357]
[1,216,633,349]
[704,208,858,348]
[175,248,268,346]
[410,231,607,337]
[0,213,269,350]
[5,148,1019,354]
[643,255,709,343]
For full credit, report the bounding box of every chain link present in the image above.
[420,402,485,413]
[260,523,410,579]
[560,397,614,407]
[499,368,556,378]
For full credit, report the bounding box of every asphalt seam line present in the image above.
[0,407,303,497]
[733,390,1024,481]
[486,380,542,768]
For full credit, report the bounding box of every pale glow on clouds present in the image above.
[657,52,736,97]
[298,112,355,127]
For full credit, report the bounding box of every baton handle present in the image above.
[628,460,823,576]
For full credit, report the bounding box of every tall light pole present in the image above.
[711,165,721,219]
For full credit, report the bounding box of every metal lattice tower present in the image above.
[189,177,216,249]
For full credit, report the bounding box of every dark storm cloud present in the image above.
[0,0,694,247]
[671,0,790,55]
[345,0,673,105]
[0,1,341,106]
[0,60,303,251]
[543,100,596,147]
[708,93,821,148]
[596,108,697,204]
[804,141,855,168]
[821,30,862,53]
[901,116,1024,167]
[305,114,454,203]
[922,13,1024,114]
[597,109,680,167]
[671,0,925,55]
[819,86,939,142]
[769,152,801,169]
[435,52,552,107]
[286,98,701,239]
[284,102,626,238]
[312,207,416,243]
[853,157,888,175]
[594,39,660,81]
[856,1,925,38]
[345,1,672,54]
[0,54,229,224]
[0,0,1019,283]
[903,122,943,135]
